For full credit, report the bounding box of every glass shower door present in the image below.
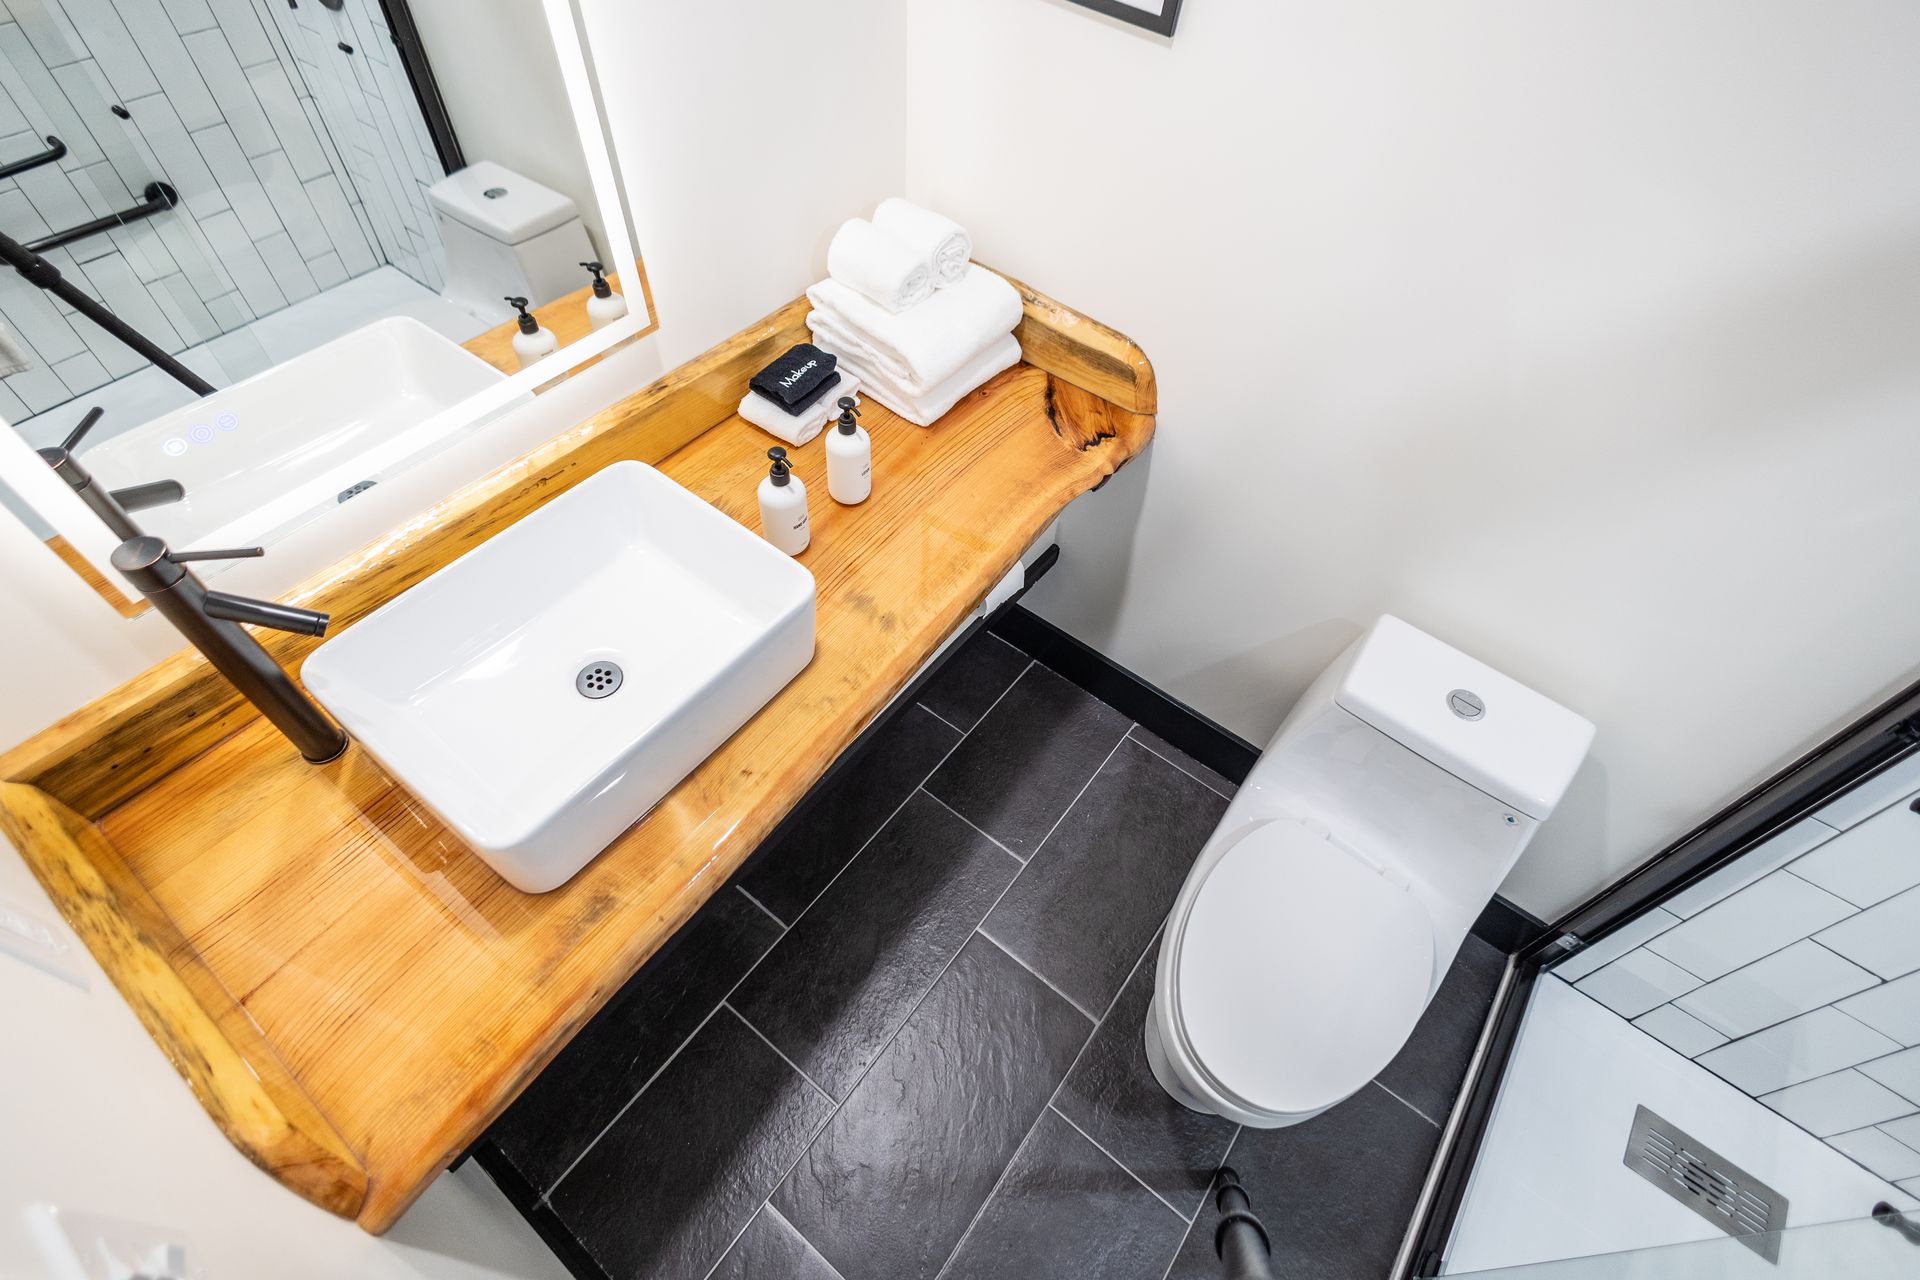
[1449,1210,1920,1279]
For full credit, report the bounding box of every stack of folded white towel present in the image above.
[807,199,1023,427]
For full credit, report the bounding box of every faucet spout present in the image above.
[203,590,330,637]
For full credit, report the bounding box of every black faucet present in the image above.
[36,406,185,540]
[110,537,347,764]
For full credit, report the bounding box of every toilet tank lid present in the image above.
[428,161,579,242]
[1335,615,1594,821]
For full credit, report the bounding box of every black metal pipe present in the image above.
[0,227,214,397]
[1212,1168,1274,1280]
[27,181,181,253]
[0,135,66,180]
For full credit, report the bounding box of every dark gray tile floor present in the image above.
[477,627,1507,1280]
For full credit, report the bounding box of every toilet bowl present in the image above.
[1146,615,1594,1128]
[428,160,595,325]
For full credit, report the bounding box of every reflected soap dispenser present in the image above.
[506,296,558,369]
[825,397,870,505]
[758,446,810,555]
[581,262,628,330]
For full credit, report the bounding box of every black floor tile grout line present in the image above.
[1158,1124,1246,1280]
[919,787,1028,863]
[535,1000,732,1209]
[975,925,1100,1024]
[566,659,1041,1276]
[1125,725,1236,803]
[733,883,790,932]
[1374,1078,1440,1129]
[918,702,966,736]
[1045,1100,1192,1224]
[720,1001,837,1107]
[766,715,1135,1276]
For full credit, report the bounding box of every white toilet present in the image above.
[427,160,596,325]
[1146,615,1594,1128]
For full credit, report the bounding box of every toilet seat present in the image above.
[1172,817,1435,1118]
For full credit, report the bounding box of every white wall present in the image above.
[0,1,906,1270]
[904,0,1920,918]
[408,0,609,258]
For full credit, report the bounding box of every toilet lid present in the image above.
[1174,818,1434,1117]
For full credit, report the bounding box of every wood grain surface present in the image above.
[2,278,1154,1231]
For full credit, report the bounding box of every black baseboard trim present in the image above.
[988,604,1543,955]
[988,605,1260,784]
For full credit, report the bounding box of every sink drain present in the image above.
[576,661,623,699]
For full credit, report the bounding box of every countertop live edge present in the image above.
[0,272,1154,1232]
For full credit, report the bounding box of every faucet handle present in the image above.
[170,546,265,564]
[57,404,105,453]
[107,478,186,512]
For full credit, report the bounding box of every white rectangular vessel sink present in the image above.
[80,316,507,551]
[303,461,816,892]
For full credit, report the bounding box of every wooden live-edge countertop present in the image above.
[0,271,1154,1232]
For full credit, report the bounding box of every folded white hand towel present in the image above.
[827,218,933,314]
[873,198,972,289]
[737,372,861,446]
[824,334,1021,429]
[805,264,1022,394]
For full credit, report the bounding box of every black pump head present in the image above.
[505,296,538,333]
[836,395,862,434]
[581,261,612,298]
[767,445,791,486]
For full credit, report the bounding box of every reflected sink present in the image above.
[80,316,508,551]
[302,461,816,892]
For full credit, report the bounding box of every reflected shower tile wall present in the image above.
[0,0,444,420]
[1554,755,1920,1193]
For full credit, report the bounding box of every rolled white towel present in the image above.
[873,198,972,289]
[805,264,1022,395]
[822,334,1021,428]
[737,371,861,446]
[827,218,932,314]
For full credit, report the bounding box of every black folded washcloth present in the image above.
[751,343,838,413]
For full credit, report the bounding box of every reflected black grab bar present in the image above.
[27,181,179,254]
[1876,1203,1920,1247]
[0,134,66,181]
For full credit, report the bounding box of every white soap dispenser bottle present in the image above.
[507,296,559,369]
[758,446,810,555]
[581,261,628,330]
[825,396,871,505]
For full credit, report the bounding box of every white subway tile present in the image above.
[191,125,278,238]
[1863,1047,1920,1106]
[1664,818,1840,917]
[253,231,315,305]
[1885,1113,1920,1152]
[1648,870,1855,981]
[1696,1007,1900,1095]
[158,0,217,35]
[1554,908,1682,982]
[243,61,326,181]
[1676,939,1879,1039]
[182,28,274,158]
[1631,1004,1728,1057]
[51,350,107,395]
[1818,886,1920,980]
[1830,1126,1920,1182]
[1794,801,1920,908]
[1763,1069,1914,1137]
[1839,973,1920,1047]
[203,0,273,67]
[1819,755,1920,830]
[1576,948,1702,1020]
[109,0,217,129]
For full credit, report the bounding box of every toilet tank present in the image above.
[1256,615,1594,942]
[428,161,594,320]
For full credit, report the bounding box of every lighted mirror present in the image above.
[0,0,650,604]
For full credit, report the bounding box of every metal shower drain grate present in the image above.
[1624,1105,1787,1263]
[575,661,623,699]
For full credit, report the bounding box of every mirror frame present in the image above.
[0,0,656,608]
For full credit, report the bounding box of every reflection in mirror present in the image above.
[0,0,649,602]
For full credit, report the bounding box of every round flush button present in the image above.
[1449,689,1486,721]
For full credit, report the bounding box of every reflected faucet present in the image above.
[110,537,348,764]
[36,406,185,540]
